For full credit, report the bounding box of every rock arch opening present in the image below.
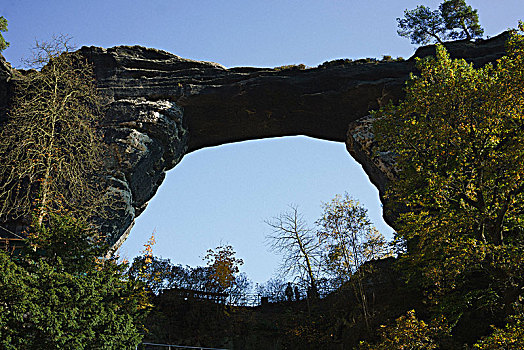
[72,36,507,248]
[0,36,492,250]
[119,136,393,283]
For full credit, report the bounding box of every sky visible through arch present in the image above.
[2,0,523,284]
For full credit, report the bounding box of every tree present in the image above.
[128,254,176,294]
[0,215,150,349]
[203,244,251,304]
[126,233,194,296]
[374,23,524,332]
[397,5,446,45]
[358,310,450,350]
[128,253,234,296]
[265,205,323,295]
[256,277,287,303]
[0,35,106,227]
[375,30,524,248]
[397,0,483,45]
[227,272,252,306]
[204,244,244,292]
[317,193,391,330]
[127,234,242,296]
[185,265,216,292]
[317,193,391,284]
[27,213,105,273]
[473,310,524,349]
[0,34,149,348]
[0,16,8,52]
[439,0,483,40]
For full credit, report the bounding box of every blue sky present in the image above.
[1,1,522,284]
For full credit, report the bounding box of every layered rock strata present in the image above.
[0,32,509,247]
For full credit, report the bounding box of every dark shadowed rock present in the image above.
[0,53,14,123]
[0,32,509,247]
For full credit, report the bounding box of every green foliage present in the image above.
[397,0,483,45]
[318,58,354,68]
[397,5,446,45]
[473,309,524,349]
[274,63,307,71]
[129,248,251,305]
[0,16,8,52]
[318,56,404,69]
[373,23,524,340]
[0,215,149,349]
[27,214,105,273]
[317,193,391,284]
[375,27,524,248]
[128,255,180,294]
[440,0,483,40]
[0,34,148,348]
[128,255,214,294]
[359,310,450,350]
[317,193,392,331]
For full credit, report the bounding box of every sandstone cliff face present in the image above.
[99,98,188,249]
[0,53,14,123]
[0,32,509,247]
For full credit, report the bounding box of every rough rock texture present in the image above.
[346,115,398,194]
[0,54,14,123]
[99,99,188,248]
[0,32,509,247]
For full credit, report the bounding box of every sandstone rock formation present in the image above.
[0,53,14,123]
[0,32,509,247]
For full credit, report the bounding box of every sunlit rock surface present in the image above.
[99,98,188,249]
[0,32,509,247]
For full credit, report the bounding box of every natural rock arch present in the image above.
[0,32,509,248]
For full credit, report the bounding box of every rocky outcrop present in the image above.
[99,98,188,249]
[0,32,509,247]
[346,115,397,193]
[0,53,14,123]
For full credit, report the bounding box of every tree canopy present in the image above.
[375,25,524,249]
[397,5,446,45]
[0,16,8,52]
[0,35,149,348]
[317,193,390,284]
[439,0,483,40]
[373,22,524,344]
[0,215,149,349]
[204,244,244,293]
[316,193,391,330]
[397,0,483,45]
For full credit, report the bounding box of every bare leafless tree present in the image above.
[0,35,106,228]
[265,204,323,295]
